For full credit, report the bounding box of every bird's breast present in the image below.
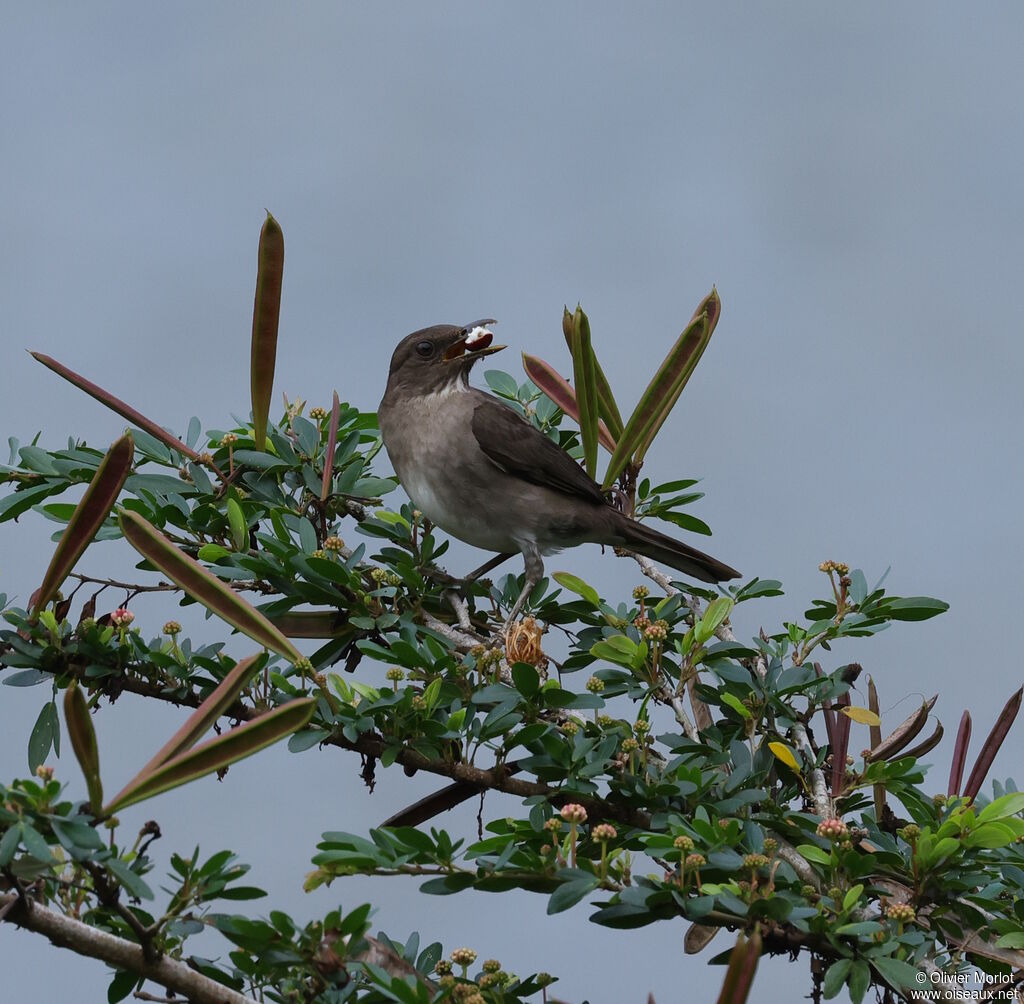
[378,390,523,552]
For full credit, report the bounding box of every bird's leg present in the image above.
[502,545,543,636]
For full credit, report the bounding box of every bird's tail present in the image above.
[613,515,740,584]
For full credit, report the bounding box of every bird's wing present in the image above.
[470,394,607,505]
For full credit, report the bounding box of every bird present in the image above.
[377,320,740,628]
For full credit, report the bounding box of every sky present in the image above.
[2,5,1023,1002]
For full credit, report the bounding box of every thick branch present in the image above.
[0,892,256,1004]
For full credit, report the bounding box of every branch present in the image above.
[0,892,257,1004]
[791,722,831,818]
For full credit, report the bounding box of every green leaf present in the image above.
[118,509,301,663]
[49,817,105,853]
[871,956,920,990]
[226,497,248,552]
[32,434,134,614]
[197,543,231,562]
[28,701,57,774]
[822,959,851,999]
[104,697,316,813]
[567,305,599,478]
[546,873,599,914]
[512,663,540,698]
[603,291,718,488]
[884,596,950,621]
[721,692,752,720]
[64,680,103,814]
[250,212,285,451]
[795,843,831,865]
[0,482,67,523]
[0,825,21,866]
[848,960,870,1004]
[124,654,265,787]
[833,921,883,936]
[552,571,600,607]
[694,596,733,644]
[105,857,154,900]
[484,370,520,398]
[108,970,139,1003]
[977,791,1024,822]
[841,883,864,912]
[18,821,55,863]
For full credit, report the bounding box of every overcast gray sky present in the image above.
[2,5,1023,1002]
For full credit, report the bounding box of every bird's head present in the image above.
[386,320,506,394]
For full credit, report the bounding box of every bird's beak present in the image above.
[443,322,506,362]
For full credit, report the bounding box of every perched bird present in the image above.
[378,320,739,625]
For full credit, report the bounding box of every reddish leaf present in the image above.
[831,693,851,797]
[948,711,972,797]
[900,720,944,761]
[321,391,341,501]
[963,687,1023,801]
[867,677,885,818]
[251,212,285,451]
[864,696,938,763]
[33,434,134,615]
[715,929,762,1004]
[521,353,617,453]
[29,353,209,467]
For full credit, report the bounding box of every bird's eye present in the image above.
[415,340,434,358]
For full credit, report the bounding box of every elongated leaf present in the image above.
[126,654,265,789]
[715,928,761,1004]
[864,695,937,763]
[602,296,717,488]
[33,434,134,615]
[948,710,972,797]
[321,391,341,500]
[868,677,885,820]
[251,211,285,451]
[29,352,208,466]
[567,306,599,478]
[900,720,944,760]
[963,687,1023,801]
[118,508,301,662]
[634,289,720,466]
[562,307,623,437]
[104,697,316,813]
[521,354,617,453]
[269,611,350,638]
[831,693,851,796]
[63,681,103,814]
[552,570,601,607]
[226,497,248,552]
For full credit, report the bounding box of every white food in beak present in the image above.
[465,326,492,346]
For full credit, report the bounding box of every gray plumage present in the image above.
[378,322,739,619]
